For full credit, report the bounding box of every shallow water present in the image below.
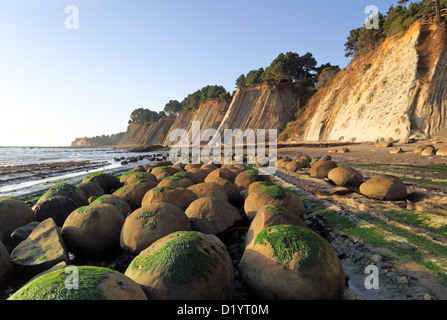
[0,147,164,199]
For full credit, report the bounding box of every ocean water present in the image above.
[0,147,164,199]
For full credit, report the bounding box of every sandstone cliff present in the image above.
[71,132,125,147]
[280,22,447,143]
[116,84,300,147]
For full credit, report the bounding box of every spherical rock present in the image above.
[157,172,195,188]
[113,180,158,211]
[187,182,229,202]
[244,205,308,248]
[207,168,237,183]
[244,185,305,220]
[0,200,36,243]
[421,146,436,156]
[436,145,447,156]
[204,176,242,204]
[142,186,198,211]
[185,197,242,234]
[120,202,191,255]
[414,144,433,154]
[125,231,234,300]
[62,204,125,256]
[8,266,148,300]
[77,182,105,199]
[359,175,407,201]
[234,169,269,189]
[37,183,88,208]
[239,225,345,300]
[327,167,363,187]
[81,173,122,194]
[310,160,338,179]
[90,194,133,218]
[33,196,78,227]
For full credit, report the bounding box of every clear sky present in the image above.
[0,0,400,147]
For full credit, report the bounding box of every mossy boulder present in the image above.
[133,165,146,172]
[33,196,78,227]
[123,171,158,185]
[90,194,132,218]
[113,179,158,211]
[141,186,198,211]
[120,203,191,255]
[359,175,407,201]
[206,168,237,183]
[204,176,242,205]
[125,231,234,300]
[327,167,363,187]
[310,160,338,179]
[187,182,229,202]
[151,166,179,178]
[244,185,305,221]
[234,169,269,189]
[185,197,242,235]
[0,241,12,285]
[247,181,275,195]
[10,218,69,276]
[61,204,125,256]
[0,200,36,243]
[244,205,308,248]
[82,173,122,194]
[37,183,88,208]
[8,266,148,300]
[239,225,345,300]
[157,172,195,188]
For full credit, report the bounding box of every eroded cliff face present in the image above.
[116,84,300,147]
[283,22,447,143]
[117,116,176,147]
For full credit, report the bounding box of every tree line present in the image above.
[345,0,446,58]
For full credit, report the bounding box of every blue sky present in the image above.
[0,0,400,146]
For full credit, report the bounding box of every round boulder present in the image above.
[120,202,191,255]
[90,194,133,218]
[113,180,158,211]
[61,204,125,256]
[414,144,433,154]
[327,167,363,187]
[0,241,12,285]
[37,183,88,208]
[436,145,447,156]
[0,200,36,243]
[234,169,267,189]
[421,146,436,156]
[8,266,148,300]
[207,168,237,183]
[239,225,345,300]
[125,172,158,185]
[310,160,338,179]
[82,173,122,194]
[33,196,78,227]
[359,175,407,201]
[77,182,105,199]
[142,186,198,211]
[125,231,234,300]
[157,172,195,188]
[244,185,305,220]
[187,182,229,202]
[185,197,242,234]
[244,205,308,248]
[204,176,242,204]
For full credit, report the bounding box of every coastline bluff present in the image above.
[281,21,447,143]
[116,83,300,148]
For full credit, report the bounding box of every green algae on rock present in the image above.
[8,266,147,300]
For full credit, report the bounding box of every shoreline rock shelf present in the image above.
[0,154,444,300]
